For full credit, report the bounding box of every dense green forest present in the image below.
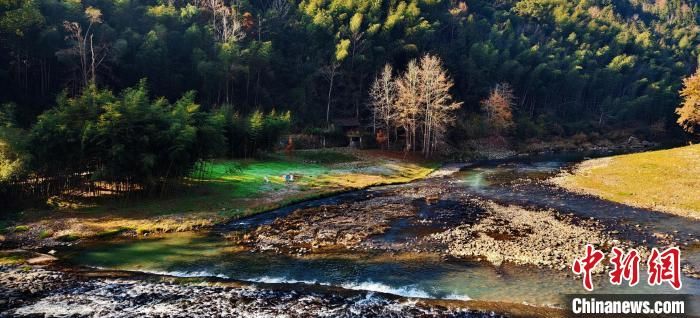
[0,0,698,126]
[3,0,699,127]
[1,0,699,202]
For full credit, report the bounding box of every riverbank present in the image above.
[1,149,437,249]
[228,173,642,272]
[0,264,563,317]
[551,144,700,219]
[454,133,660,161]
[4,151,698,316]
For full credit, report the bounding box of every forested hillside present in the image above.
[1,0,700,203]
[2,0,698,131]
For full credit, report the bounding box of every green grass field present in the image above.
[553,144,700,219]
[183,150,437,217]
[6,149,437,242]
[194,159,331,198]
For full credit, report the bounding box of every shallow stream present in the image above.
[60,152,700,307]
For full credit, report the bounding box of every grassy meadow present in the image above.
[3,149,437,244]
[553,144,700,219]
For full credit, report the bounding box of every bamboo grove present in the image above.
[0,80,291,206]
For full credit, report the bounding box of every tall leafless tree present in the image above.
[418,54,462,157]
[372,54,461,156]
[201,0,245,43]
[321,62,340,126]
[368,64,396,147]
[395,59,422,152]
[59,7,109,89]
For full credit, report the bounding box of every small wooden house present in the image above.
[333,117,363,148]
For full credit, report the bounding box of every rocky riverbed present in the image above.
[1,265,546,317]
[227,179,490,255]
[223,158,697,279]
[4,154,698,316]
[227,170,645,270]
[429,201,642,270]
[235,195,418,254]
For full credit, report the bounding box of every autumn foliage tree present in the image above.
[481,83,516,135]
[677,70,700,134]
[369,54,461,156]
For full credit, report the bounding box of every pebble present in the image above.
[431,201,637,271]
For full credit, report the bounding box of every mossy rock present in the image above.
[13,225,30,232]
[95,227,129,238]
[38,229,54,239]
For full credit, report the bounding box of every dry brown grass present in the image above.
[552,144,700,219]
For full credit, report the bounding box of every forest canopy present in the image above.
[1,0,699,202]
[1,0,698,130]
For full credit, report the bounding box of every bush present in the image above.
[0,128,26,183]
[571,132,589,145]
[514,116,545,140]
[38,229,53,239]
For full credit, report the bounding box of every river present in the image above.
[58,152,700,309]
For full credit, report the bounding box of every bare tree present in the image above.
[368,54,461,156]
[395,60,422,152]
[368,64,396,147]
[321,62,340,126]
[348,13,367,118]
[322,39,350,126]
[418,54,462,157]
[59,6,109,88]
[201,0,245,43]
[194,0,246,104]
[270,0,291,18]
[481,82,515,134]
